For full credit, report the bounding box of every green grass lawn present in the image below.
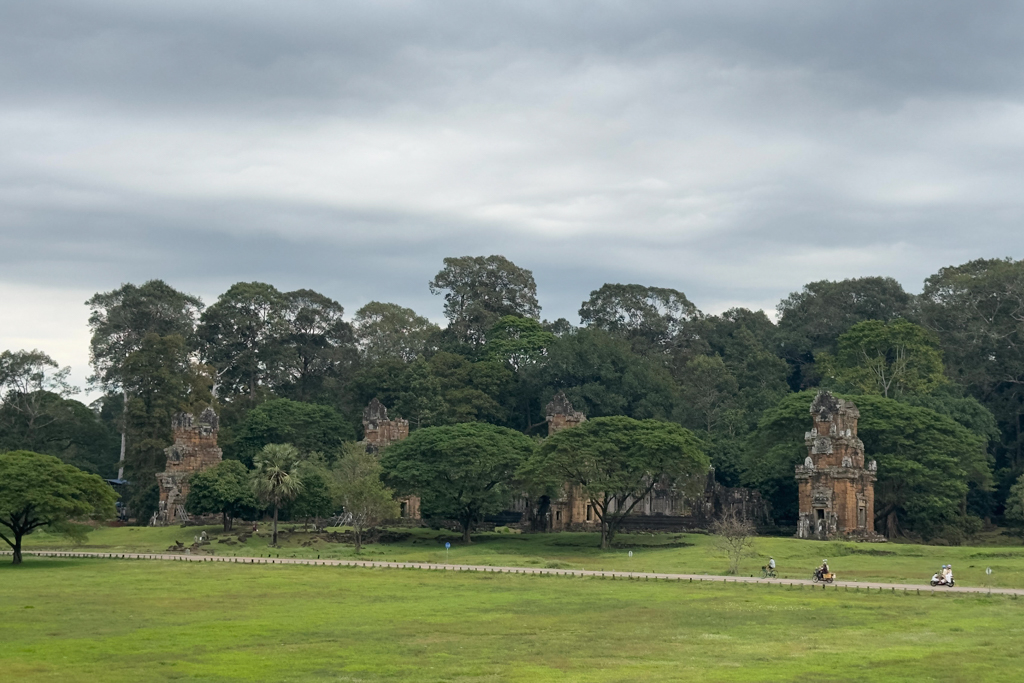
[2,557,1022,682]
[21,524,1024,588]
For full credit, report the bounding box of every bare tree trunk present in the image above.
[117,391,128,480]
[272,505,279,546]
[462,521,472,544]
[12,535,23,565]
[354,525,362,553]
[222,512,230,532]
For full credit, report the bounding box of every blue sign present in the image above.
[445,542,451,549]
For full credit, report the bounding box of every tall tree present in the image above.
[677,355,739,434]
[0,451,118,564]
[776,277,917,389]
[0,350,79,452]
[119,333,212,520]
[87,280,203,479]
[381,422,533,543]
[920,258,1024,477]
[278,289,356,402]
[252,443,304,546]
[523,416,708,549]
[820,319,947,399]
[579,284,700,356]
[198,282,288,400]
[429,255,540,346]
[353,302,439,363]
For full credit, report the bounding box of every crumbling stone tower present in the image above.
[544,392,594,530]
[362,398,418,519]
[546,392,586,435]
[795,391,880,540]
[154,407,222,526]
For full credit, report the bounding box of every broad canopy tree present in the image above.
[429,255,541,346]
[0,451,118,564]
[523,416,709,549]
[184,459,259,531]
[381,422,534,543]
[578,284,700,356]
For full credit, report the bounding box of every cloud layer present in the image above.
[3,1,1023,387]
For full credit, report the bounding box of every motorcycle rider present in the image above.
[816,559,830,580]
[944,564,953,584]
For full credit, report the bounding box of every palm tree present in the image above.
[252,444,303,547]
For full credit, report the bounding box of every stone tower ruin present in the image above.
[361,398,419,520]
[154,407,223,526]
[795,391,881,540]
[544,392,594,530]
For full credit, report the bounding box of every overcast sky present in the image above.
[3,1,1024,393]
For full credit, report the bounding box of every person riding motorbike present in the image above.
[815,559,830,580]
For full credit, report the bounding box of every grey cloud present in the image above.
[2,0,1024,360]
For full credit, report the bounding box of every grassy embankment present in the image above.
[21,524,1024,588]
[3,557,1023,682]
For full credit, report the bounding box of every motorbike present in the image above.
[812,569,835,583]
[930,573,955,587]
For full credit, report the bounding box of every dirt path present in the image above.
[10,549,1021,597]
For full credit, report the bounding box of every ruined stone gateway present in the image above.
[795,391,882,541]
[153,407,223,526]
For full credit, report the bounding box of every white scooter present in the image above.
[930,571,955,587]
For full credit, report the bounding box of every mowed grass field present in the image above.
[2,557,1023,682]
[23,524,1024,588]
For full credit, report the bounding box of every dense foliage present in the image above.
[5,254,1024,544]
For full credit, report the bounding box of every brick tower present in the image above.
[154,407,223,525]
[362,399,418,519]
[544,392,594,530]
[795,391,881,540]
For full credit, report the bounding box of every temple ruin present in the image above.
[544,392,594,531]
[153,407,223,526]
[362,398,419,520]
[795,391,882,540]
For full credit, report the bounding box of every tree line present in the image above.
[4,255,1024,543]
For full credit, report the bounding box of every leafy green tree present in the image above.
[0,350,79,451]
[487,316,555,371]
[289,465,335,530]
[353,301,439,362]
[536,328,677,423]
[229,398,355,466]
[1005,473,1024,528]
[198,282,289,400]
[0,392,119,477]
[381,422,533,543]
[743,391,992,541]
[252,444,303,546]
[185,460,259,531]
[0,451,117,564]
[921,258,1024,478]
[429,255,541,346]
[279,289,356,402]
[776,277,917,389]
[119,333,212,521]
[354,352,512,429]
[333,444,400,551]
[87,280,203,479]
[677,355,739,434]
[578,284,700,356]
[523,416,708,549]
[819,320,947,399]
